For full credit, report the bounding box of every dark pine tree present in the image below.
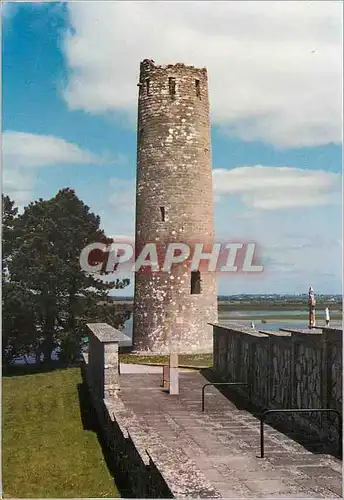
[7,188,130,364]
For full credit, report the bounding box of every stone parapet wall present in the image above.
[212,324,342,444]
[81,354,220,498]
[86,323,129,400]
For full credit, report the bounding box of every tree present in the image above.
[2,194,18,278]
[2,281,40,366]
[2,195,41,367]
[8,188,130,364]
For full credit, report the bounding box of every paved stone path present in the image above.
[118,369,342,498]
[119,363,193,374]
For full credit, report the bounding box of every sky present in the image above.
[2,1,342,296]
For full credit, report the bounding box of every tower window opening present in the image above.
[146,78,150,95]
[191,271,201,294]
[195,79,201,98]
[169,77,176,98]
[160,206,166,221]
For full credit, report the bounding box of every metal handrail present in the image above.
[201,382,248,412]
[259,408,342,458]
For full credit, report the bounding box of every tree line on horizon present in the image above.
[2,188,130,369]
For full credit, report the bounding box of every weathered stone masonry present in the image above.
[82,323,220,498]
[133,59,218,354]
[212,324,342,445]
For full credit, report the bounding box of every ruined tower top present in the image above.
[140,58,207,72]
[138,60,209,104]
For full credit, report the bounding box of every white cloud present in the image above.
[3,131,103,205]
[2,168,35,208]
[62,1,342,147]
[108,178,135,213]
[3,131,100,169]
[213,166,341,210]
[260,233,341,290]
[215,223,341,294]
[213,166,341,294]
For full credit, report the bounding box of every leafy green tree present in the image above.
[2,281,40,365]
[2,194,18,279]
[2,195,41,367]
[8,188,130,364]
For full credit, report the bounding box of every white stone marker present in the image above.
[169,352,179,395]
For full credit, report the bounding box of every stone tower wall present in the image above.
[132,59,218,354]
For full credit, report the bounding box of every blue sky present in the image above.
[2,1,342,295]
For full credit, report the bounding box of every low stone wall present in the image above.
[212,324,342,445]
[82,323,221,499]
[81,355,173,498]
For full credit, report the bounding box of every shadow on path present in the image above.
[77,382,134,498]
[200,368,342,460]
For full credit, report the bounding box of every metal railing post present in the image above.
[260,417,265,458]
[201,384,206,413]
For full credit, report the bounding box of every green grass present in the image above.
[2,367,119,498]
[120,352,213,368]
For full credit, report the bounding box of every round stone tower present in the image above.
[132,59,218,354]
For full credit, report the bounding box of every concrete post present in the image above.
[169,352,179,395]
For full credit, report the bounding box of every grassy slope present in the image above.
[120,353,213,368]
[2,368,119,498]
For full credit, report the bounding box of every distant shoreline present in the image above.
[104,297,342,315]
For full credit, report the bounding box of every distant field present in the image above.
[109,298,342,314]
[220,313,342,321]
[108,300,342,326]
[2,368,119,498]
[218,302,342,312]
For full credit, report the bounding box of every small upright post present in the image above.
[169,352,179,395]
[162,365,170,389]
